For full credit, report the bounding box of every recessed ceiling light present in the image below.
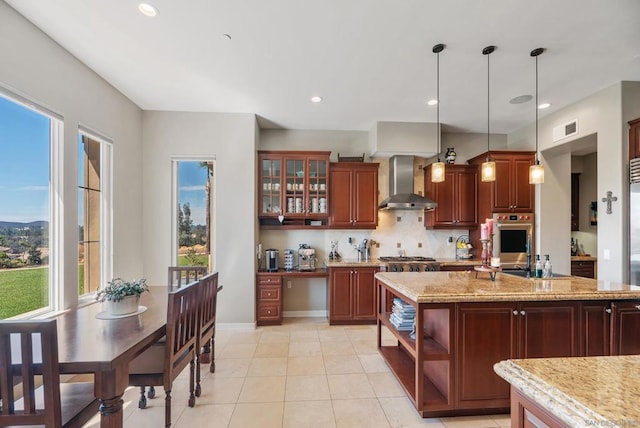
[427,99,438,106]
[138,3,158,17]
[509,94,533,104]
[311,96,323,103]
[538,103,551,109]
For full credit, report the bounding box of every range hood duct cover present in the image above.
[378,155,437,211]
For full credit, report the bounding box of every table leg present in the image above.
[99,395,125,428]
[95,367,128,428]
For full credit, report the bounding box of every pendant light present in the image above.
[481,45,496,182]
[431,43,446,183]
[529,48,545,184]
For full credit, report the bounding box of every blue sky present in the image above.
[0,96,50,223]
[178,161,208,226]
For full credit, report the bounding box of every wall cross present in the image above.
[601,191,618,214]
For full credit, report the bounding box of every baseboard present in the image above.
[217,322,256,330]
[283,310,327,318]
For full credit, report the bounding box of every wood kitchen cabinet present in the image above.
[579,301,611,357]
[629,117,640,160]
[255,273,283,325]
[571,259,595,278]
[510,388,566,428]
[610,300,640,355]
[328,267,378,324]
[571,173,580,231]
[424,164,477,229]
[258,150,330,228]
[329,162,379,229]
[469,151,535,213]
[455,301,578,410]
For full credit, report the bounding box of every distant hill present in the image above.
[0,221,48,229]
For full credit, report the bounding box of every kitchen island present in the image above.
[375,271,640,418]
[494,355,640,427]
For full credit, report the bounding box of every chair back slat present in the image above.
[199,272,219,342]
[168,266,208,288]
[164,280,200,388]
[0,319,62,427]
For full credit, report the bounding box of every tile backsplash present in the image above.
[260,210,469,263]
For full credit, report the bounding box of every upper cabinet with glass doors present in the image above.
[258,151,330,228]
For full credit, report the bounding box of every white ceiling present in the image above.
[6,0,640,133]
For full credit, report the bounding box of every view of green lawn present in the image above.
[0,266,48,319]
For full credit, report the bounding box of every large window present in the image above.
[78,133,112,296]
[173,159,214,270]
[0,94,56,319]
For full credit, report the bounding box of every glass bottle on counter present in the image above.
[534,254,543,278]
[543,254,552,278]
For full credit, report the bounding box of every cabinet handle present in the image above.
[267,292,272,297]
[513,310,518,315]
[267,310,271,315]
[267,279,271,283]
[520,310,526,316]
[636,304,640,311]
[605,308,612,314]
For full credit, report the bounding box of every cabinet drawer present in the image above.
[258,303,281,320]
[571,261,594,278]
[258,285,281,301]
[257,275,282,286]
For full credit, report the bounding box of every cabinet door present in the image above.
[491,157,512,211]
[511,154,534,212]
[329,268,354,321]
[580,301,610,356]
[571,260,594,278]
[431,169,457,225]
[328,167,353,227]
[307,156,329,216]
[610,301,640,355]
[518,302,578,358]
[259,155,283,216]
[455,168,478,226]
[456,303,516,409]
[353,267,378,320]
[629,118,640,160]
[352,167,378,228]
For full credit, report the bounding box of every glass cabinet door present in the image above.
[285,158,305,215]
[261,158,281,215]
[307,158,328,214]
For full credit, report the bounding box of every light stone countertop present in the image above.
[325,259,386,268]
[374,271,640,303]
[494,356,640,427]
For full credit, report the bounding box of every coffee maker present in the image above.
[298,244,316,271]
[265,249,279,272]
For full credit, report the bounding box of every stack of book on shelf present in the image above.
[390,297,415,333]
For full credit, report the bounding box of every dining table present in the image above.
[54,285,168,427]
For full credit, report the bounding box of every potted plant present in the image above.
[96,278,149,316]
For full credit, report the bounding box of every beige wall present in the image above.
[0,2,144,308]
[508,82,640,282]
[141,111,257,326]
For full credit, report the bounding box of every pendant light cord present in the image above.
[437,49,440,161]
[482,46,495,162]
[535,53,539,164]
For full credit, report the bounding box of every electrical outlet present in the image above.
[287,280,292,289]
[397,242,402,248]
[603,249,611,260]
[418,243,422,248]
[418,216,422,222]
[447,236,453,244]
[396,216,402,222]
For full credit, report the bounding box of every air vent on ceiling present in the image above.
[552,119,578,142]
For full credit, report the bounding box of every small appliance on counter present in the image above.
[328,240,341,261]
[298,244,316,271]
[265,248,279,272]
[283,249,295,271]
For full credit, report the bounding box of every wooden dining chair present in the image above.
[194,272,222,397]
[167,266,208,288]
[0,319,99,427]
[128,279,200,427]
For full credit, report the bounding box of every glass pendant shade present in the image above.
[431,161,445,183]
[481,160,496,182]
[529,163,544,184]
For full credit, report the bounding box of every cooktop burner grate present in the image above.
[378,256,436,262]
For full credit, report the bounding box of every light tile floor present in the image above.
[84,317,511,427]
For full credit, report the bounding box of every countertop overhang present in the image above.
[494,356,640,427]
[374,271,640,303]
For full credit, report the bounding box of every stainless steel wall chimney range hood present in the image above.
[378,155,437,211]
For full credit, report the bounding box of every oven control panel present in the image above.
[493,213,533,223]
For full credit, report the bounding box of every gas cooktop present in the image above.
[378,256,436,262]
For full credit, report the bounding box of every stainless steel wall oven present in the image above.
[493,213,534,268]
